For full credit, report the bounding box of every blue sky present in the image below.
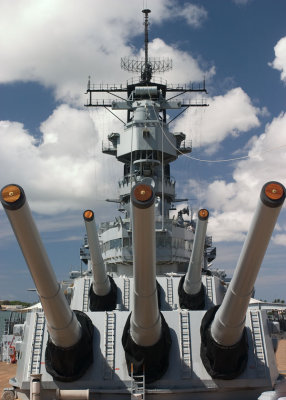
[0,0,286,303]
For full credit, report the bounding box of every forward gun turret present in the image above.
[200,181,286,379]
[1,184,94,381]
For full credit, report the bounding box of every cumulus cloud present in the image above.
[174,3,208,28]
[0,0,211,106]
[269,36,286,82]
[0,105,121,215]
[146,38,215,84]
[174,87,262,153]
[189,112,286,243]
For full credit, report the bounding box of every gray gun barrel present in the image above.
[130,183,161,346]
[184,209,209,295]
[122,183,172,384]
[83,210,111,296]
[211,181,286,347]
[0,184,82,348]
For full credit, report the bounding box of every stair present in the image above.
[29,312,45,375]
[82,278,91,312]
[180,311,192,378]
[130,363,145,400]
[167,277,174,308]
[104,312,116,380]
[250,310,266,377]
[123,278,130,310]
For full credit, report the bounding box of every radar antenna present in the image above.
[121,9,172,83]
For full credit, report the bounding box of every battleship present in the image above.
[1,9,286,400]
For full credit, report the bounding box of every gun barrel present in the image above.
[211,181,286,347]
[184,209,209,295]
[83,210,110,296]
[130,183,161,346]
[1,184,82,348]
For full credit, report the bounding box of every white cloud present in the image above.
[174,87,261,152]
[0,105,121,215]
[269,36,286,83]
[0,0,211,106]
[174,3,208,28]
[147,38,215,84]
[273,234,286,246]
[190,112,286,243]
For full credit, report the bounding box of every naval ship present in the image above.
[1,9,286,400]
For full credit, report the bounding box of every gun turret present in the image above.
[122,183,171,383]
[1,184,94,381]
[201,181,286,379]
[83,210,117,311]
[179,209,209,309]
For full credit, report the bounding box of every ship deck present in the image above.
[0,340,285,393]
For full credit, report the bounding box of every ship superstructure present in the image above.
[1,9,286,400]
[84,9,215,276]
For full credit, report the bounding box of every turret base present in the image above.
[122,312,172,384]
[45,310,94,382]
[200,305,248,379]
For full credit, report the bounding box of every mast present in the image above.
[142,8,151,83]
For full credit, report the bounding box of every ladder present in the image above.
[250,310,266,377]
[206,276,213,307]
[180,311,192,378]
[167,277,174,308]
[82,278,90,312]
[130,363,145,400]
[30,312,45,375]
[123,278,130,310]
[104,312,116,380]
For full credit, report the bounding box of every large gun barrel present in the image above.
[83,210,117,311]
[211,182,285,346]
[1,184,94,381]
[130,184,161,346]
[179,209,209,309]
[201,181,286,379]
[122,183,171,383]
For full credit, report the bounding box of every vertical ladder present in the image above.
[30,312,45,375]
[130,363,145,400]
[206,276,213,307]
[123,278,130,310]
[180,311,192,378]
[250,310,266,377]
[167,277,174,308]
[82,278,90,312]
[104,312,116,380]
